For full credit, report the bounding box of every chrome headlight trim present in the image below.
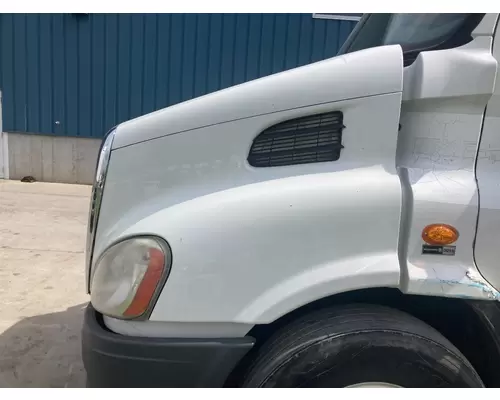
[85,128,116,293]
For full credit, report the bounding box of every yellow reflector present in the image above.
[422,224,459,245]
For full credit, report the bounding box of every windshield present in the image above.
[339,13,483,65]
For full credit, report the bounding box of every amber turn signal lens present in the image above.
[123,247,166,318]
[422,224,459,245]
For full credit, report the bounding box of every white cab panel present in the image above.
[398,35,498,299]
[474,19,500,291]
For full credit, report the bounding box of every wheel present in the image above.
[242,304,483,388]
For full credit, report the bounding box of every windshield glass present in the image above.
[339,13,481,63]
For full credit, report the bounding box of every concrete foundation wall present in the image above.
[7,133,100,184]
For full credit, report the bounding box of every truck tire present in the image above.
[242,304,484,388]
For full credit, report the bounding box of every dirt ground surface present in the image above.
[0,180,91,387]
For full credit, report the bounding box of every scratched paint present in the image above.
[397,109,484,298]
[465,269,500,300]
[409,264,500,301]
[397,108,480,264]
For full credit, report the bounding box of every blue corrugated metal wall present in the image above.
[0,14,356,139]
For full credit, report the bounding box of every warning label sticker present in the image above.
[422,245,456,256]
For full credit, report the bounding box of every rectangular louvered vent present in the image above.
[248,111,344,168]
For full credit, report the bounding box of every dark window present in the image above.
[339,13,484,66]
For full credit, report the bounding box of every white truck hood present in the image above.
[112,45,403,149]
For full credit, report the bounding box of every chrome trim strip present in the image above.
[85,129,116,293]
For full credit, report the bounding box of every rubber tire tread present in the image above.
[242,304,483,388]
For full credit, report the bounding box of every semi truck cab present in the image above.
[82,13,500,387]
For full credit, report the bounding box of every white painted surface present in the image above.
[103,316,253,338]
[471,13,498,37]
[92,46,404,324]
[397,34,498,299]
[474,19,500,291]
[112,45,404,149]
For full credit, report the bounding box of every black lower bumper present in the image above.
[82,304,255,387]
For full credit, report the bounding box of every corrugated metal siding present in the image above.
[0,14,356,138]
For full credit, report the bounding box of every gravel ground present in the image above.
[0,180,90,387]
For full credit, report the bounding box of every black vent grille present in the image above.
[248,111,344,168]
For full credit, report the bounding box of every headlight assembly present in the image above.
[90,236,172,319]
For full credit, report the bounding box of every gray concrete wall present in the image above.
[7,133,100,185]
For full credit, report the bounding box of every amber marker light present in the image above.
[422,224,459,245]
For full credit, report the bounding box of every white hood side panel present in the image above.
[96,94,403,324]
[93,45,404,325]
[112,46,403,149]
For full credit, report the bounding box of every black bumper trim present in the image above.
[82,304,255,387]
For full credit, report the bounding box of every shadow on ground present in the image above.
[0,303,88,387]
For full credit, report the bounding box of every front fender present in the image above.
[102,165,400,324]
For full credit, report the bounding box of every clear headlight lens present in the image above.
[91,237,171,319]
